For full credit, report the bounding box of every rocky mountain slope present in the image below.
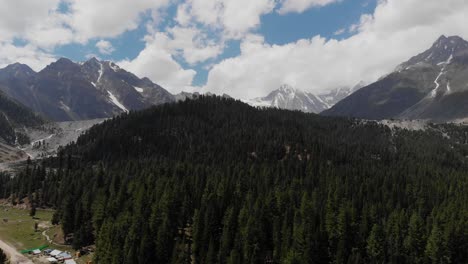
[0,58,174,121]
[0,90,44,144]
[0,91,44,163]
[323,35,468,122]
[246,84,331,113]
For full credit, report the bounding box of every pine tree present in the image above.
[0,248,7,264]
[366,224,384,263]
[403,213,425,263]
[425,223,450,264]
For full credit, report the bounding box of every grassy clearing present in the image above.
[0,206,94,263]
[0,206,53,250]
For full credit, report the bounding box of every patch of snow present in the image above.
[426,52,433,60]
[430,53,452,97]
[309,93,331,109]
[273,97,280,107]
[91,82,96,87]
[97,62,104,83]
[59,101,71,112]
[379,120,428,131]
[430,70,444,97]
[109,62,120,72]
[246,99,272,107]
[107,91,129,113]
[133,86,144,93]
[447,82,451,93]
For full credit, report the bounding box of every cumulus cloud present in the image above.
[64,0,171,42]
[2,0,467,101]
[278,0,341,14]
[176,0,276,39]
[0,43,56,71]
[151,26,224,65]
[122,0,282,92]
[118,38,197,94]
[96,40,115,55]
[0,0,173,67]
[0,0,172,48]
[0,0,71,48]
[203,0,468,99]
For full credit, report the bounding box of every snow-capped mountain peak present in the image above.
[246,84,330,113]
[323,35,468,122]
[0,57,174,121]
[397,35,468,71]
[317,81,366,107]
[278,84,296,94]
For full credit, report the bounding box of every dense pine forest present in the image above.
[1,96,468,264]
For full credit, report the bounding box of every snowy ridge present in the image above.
[429,51,453,98]
[107,91,129,113]
[134,86,144,93]
[97,62,104,83]
[109,62,120,72]
[246,84,330,113]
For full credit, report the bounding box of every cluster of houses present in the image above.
[30,248,77,263]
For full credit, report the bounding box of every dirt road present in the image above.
[0,239,33,264]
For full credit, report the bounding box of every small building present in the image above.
[64,260,77,264]
[50,250,62,257]
[57,252,73,261]
[32,249,41,255]
[46,257,58,263]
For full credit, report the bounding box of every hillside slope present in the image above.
[323,35,468,122]
[0,91,43,144]
[2,97,468,264]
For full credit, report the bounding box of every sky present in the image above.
[1,0,468,99]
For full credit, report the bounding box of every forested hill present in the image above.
[0,91,44,144]
[2,96,468,264]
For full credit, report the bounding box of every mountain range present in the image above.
[323,35,468,122]
[0,58,174,121]
[245,82,364,113]
[1,35,468,125]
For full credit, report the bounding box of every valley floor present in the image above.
[0,239,33,264]
[0,206,92,264]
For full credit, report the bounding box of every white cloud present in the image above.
[0,42,56,71]
[176,0,276,39]
[278,0,341,14]
[151,26,224,65]
[118,38,197,94]
[2,0,468,102]
[204,0,468,99]
[64,0,171,43]
[333,28,346,36]
[0,0,172,49]
[96,40,115,55]
[0,0,72,49]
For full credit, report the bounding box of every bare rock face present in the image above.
[0,58,175,121]
[323,35,468,122]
